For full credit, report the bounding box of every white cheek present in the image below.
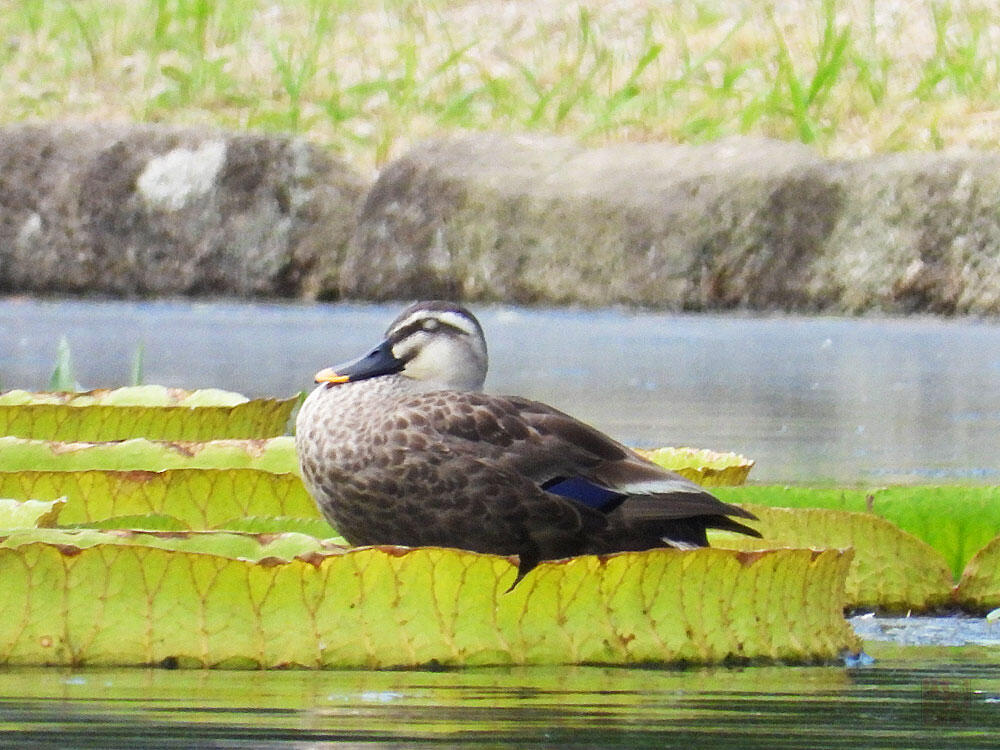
[391,336,423,362]
[403,338,452,379]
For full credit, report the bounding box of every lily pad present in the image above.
[0,498,65,529]
[714,485,1000,579]
[70,514,193,532]
[711,505,954,612]
[0,528,336,561]
[0,386,252,407]
[219,515,341,540]
[0,395,299,441]
[635,447,754,486]
[956,537,1000,612]
[0,542,857,668]
[0,469,317,529]
[0,437,298,473]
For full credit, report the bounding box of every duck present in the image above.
[295,300,760,586]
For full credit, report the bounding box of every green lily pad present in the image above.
[0,469,317,529]
[0,386,252,407]
[68,514,192,532]
[956,536,1000,612]
[0,528,336,561]
[714,485,1000,580]
[635,447,754,486]
[219,515,341,540]
[0,395,299,441]
[0,498,65,529]
[0,542,857,668]
[712,505,954,612]
[0,437,299,473]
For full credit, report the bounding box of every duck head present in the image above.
[315,301,488,391]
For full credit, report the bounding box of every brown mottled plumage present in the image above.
[296,301,760,585]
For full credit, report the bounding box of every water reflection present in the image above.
[1,659,999,747]
[1,298,999,483]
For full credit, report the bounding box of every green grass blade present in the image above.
[48,336,78,392]
[129,343,146,386]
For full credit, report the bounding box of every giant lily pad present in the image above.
[0,437,299,473]
[712,505,954,612]
[0,389,299,441]
[0,528,335,561]
[956,538,1000,611]
[0,469,318,529]
[0,386,251,407]
[636,447,753,486]
[0,540,857,668]
[715,485,1000,579]
[0,498,65,529]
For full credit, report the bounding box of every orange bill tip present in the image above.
[315,367,351,384]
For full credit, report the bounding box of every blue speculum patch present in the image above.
[542,476,625,511]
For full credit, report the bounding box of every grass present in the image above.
[46,337,146,391]
[3,0,1000,173]
[48,336,78,392]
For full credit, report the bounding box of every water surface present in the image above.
[2,654,999,748]
[1,298,998,483]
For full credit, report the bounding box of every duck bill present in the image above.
[315,339,404,384]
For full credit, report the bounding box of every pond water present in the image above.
[1,653,999,748]
[1,297,998,484]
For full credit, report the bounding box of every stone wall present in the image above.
[2,124,999,314]
[0,124,366,298]
[342,134,1000,315]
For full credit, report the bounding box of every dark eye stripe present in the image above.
[390,316,468,343]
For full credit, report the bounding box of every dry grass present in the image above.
[4,0,1000,174]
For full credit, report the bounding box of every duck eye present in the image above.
[421,319,439,332]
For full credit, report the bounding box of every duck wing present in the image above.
[412,391,758,533]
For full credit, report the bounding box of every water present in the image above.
[1,297,999,483]
[1,656,999,748]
